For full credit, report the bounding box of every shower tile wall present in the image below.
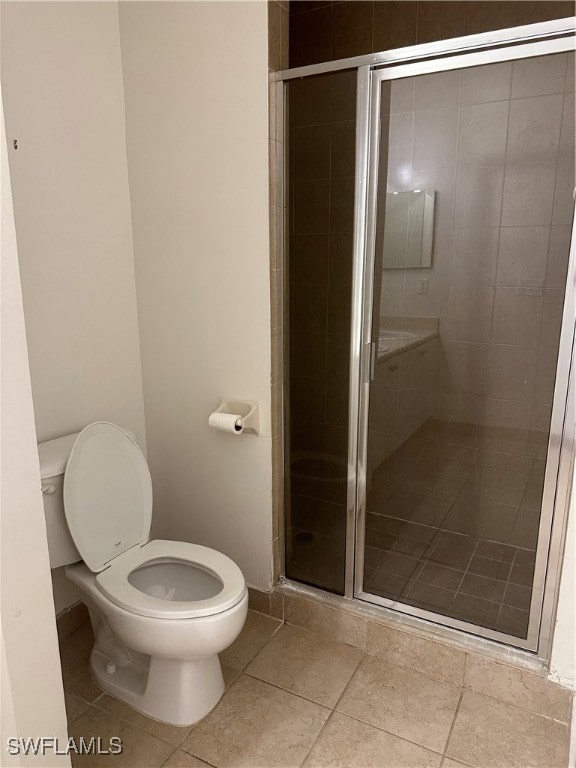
[286,71,357,593]
[365,52,574,637]
[289,1,575,68]
[377,55,574,442]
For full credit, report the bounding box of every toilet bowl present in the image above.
[39,422,248,726]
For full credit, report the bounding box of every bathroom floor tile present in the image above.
[181,675,329,768]
[65,692,91,724]
[245,624,362,707]
[163,751,213,767]
[336,654,461,753]
[94,694,192,747]
[365,622,466,686]
[219,610,282,671]
[464,654,572,722]
[284,594,368,649]
[446,691,570,768]
[221,663,240,688]
[60,622,102,703]
[303,711,442,768]
[69,706,174,767]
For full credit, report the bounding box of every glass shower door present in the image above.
[356,49,575,646]
[284,70,357,594]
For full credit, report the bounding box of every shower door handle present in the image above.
[370,342,377,380]
[365,342,377,382]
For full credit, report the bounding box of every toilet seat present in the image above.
[63,422,246,620]
[96,539,246,619]
[64,422,153,572]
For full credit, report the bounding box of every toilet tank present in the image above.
[38,433,82,568]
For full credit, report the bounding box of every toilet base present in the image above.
[91,648,225,726]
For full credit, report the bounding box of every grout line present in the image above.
[332,702,446,760]
[87,695,194,749]
[84,620,285,746]
[65,702,92,729]
[159,747,178,767]
[330,653,458,756]
[456,685,572,727]
[232,629,366,714]
[442,688,464,760]
[447,539,479,607]
[361,647,465,690]
[175,740,219,768]
[299,651,366,766]
[299,708,338,767]
[236,614,285,673]
[234,669,333,712]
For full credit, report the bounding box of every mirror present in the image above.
[383,189,435,269]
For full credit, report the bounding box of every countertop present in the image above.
[377,328,438,362]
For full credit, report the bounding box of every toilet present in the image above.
[39,421,248,726]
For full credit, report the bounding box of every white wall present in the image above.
[549,285,575,690]
[1,1,146,447]
[549,205,576,690]
[1,92,70,767]
[118,1,273,589]
[550,488,575,689]
[1,1,147,612]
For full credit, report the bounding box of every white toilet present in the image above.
[39,421,248,726]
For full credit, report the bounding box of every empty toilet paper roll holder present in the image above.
[211,398,260,435]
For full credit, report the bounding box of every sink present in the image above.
[379,330,419,341]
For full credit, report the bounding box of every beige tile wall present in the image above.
[379,53,574,437]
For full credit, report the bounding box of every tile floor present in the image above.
[363,421,546,638]
[61,609,572,768]
[364,521,535,638]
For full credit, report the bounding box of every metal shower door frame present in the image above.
[348,33,576,653]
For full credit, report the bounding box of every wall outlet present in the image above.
[417,278,428,295]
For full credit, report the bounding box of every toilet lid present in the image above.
[64,422,152,572]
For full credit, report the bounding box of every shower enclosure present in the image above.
[280,16,576,654]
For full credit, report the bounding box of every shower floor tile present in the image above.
[362,420,543,639]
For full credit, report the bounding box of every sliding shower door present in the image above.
[355,47,575,648]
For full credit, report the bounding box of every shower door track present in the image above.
[277,18,576,658]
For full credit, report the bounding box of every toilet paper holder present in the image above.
[212,398,260,435]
